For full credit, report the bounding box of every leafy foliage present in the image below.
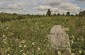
[79,10,85,16]
[66,11,70,16]
[46,9,51,16]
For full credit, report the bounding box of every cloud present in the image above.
[75,0,85,1]
[58,2,80,13]
[7,2,26,8]
[35,0,80,14]
[75,0,85,3]
[0,2,25,13]
[0,0,84,14]
[44,0,65,6]
[35,5,51,11]
[0,0,37,14]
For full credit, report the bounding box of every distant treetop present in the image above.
[46,9,51,16]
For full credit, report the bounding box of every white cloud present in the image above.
[75,0,85,1]
[0,0,83,14]
[35,5,51,11]
[75,0,85,4]
[36,0,81,14]
[8,2,26,8]
[59,2,80,13]
[0,0,37,14]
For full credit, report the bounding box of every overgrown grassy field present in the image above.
[0,16,85,55]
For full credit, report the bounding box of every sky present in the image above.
[0,0,85,14]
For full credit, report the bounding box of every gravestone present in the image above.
[48,25,72,55]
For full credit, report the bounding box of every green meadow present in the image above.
[0,15,85,55]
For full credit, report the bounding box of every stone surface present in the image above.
[48,25,71,55]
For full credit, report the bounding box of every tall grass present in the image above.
[0,16,85,55]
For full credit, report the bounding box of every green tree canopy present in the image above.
[79,10,85,16]
[66,11,70,16]
[46,9,51,16]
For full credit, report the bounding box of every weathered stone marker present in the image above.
[48,25,72,55]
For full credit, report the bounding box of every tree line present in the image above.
[0,9,85,22]
[46,9,85,16]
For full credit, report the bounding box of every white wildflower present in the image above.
[77,38,79,40]
[15,39,18,41]
[41,25,43,27]
[10,32,13,35]
[19,44,22,47]
[79,50,82,54]
[81,37,84,41]
[20,50,23,52]
[23,53,26,55]
[2,34,6,38]
[24,45,27,48]
[8,54,10,55]
[35,23,37,25]
[37,47,40,51]
[20,40,26,43]
[32,42,35,45]
[58,51,61,55]
[71,53,75,55]
[6,26,9,30]
[71,40,74,44]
